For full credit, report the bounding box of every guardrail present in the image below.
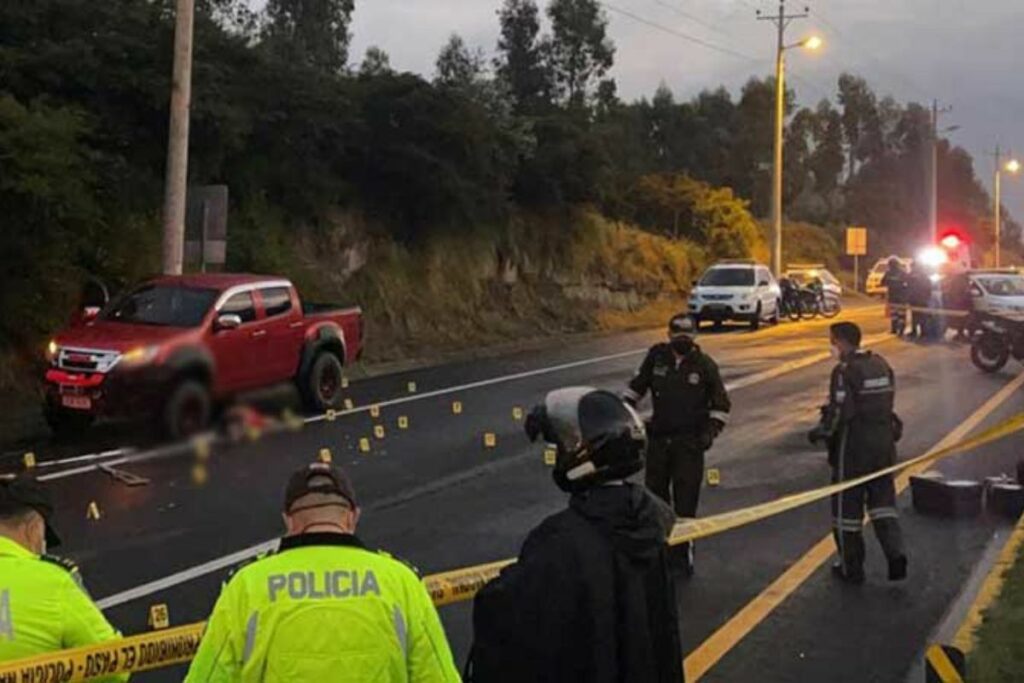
[3,411,1021,682]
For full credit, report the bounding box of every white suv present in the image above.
[688,261,781,330]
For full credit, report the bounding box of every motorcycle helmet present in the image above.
[525,387,647,493]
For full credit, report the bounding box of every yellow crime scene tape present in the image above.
[4,412,1023,681]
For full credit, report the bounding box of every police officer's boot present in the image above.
[671,542,695,577]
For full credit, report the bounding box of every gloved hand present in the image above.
[808,406,831,446]
[700,419,725,450]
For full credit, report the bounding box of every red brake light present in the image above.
[940,234,961,250]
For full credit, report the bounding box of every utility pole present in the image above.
[160,0,196,276]
[929,100,952,243]
[758,2,810,277]
[991,146,1021,269]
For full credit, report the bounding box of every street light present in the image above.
[768,34,823,276]
[994,151,1021,268]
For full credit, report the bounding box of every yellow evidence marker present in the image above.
[374,425,386,439]
[543,448,557,466]
[452,401,463,415]
[22,452,36,469]
[398,416,409,430]
[318,448,333,464]
[359,437,371,453]
[512,407,524,421]
[148,604,170,630]
[484,433,497,448]
[707,468,721,486]
[86,501,102,520]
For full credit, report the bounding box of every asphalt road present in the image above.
[12,301,1024,682]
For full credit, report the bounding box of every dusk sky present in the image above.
[283,0,1024,226]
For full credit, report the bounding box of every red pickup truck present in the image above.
[44,274,363,438]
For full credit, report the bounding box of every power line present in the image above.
[601,1,761,62]
[649,0,729,37]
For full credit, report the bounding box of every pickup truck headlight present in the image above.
[119,345,159,368]
[46,340,58,363]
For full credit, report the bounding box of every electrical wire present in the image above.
[649,0,729,37]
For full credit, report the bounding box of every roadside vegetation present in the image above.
[966,539,1024,681]
[1,0,1018,419]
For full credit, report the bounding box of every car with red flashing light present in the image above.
[43,274,363,438]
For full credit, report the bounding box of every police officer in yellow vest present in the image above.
[0,474,127,681]
[185,462,461,682]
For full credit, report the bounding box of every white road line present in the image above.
[36,448,127,468]
[92,337,890,610]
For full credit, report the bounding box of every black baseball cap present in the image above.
[283,463,357,513]
[0,474,61,547]
[669,314,696,338]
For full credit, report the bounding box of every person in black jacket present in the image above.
[624,314,731,575]
[881,258,908,335]
[466,388,683,683]
[809,322,908,584]
[906,262,933,339]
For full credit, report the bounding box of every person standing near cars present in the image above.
[881,258,908,335]
[906,261,932,339]
[623,314,731,575]
[809,322,907,584]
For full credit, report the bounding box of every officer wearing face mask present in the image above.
[809,322,907,585]
[623,314,731,575]
[0,474,127,679]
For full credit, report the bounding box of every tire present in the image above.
[786,301,801,322]
[821,297,841,319]
[163,379,212,440]
[768,300,780,325]
[971,334,1010,373]
[301,351,345,412]
[44,405,94,439]
[749,304,761,331]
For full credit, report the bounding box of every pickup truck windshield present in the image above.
[101,285,219,327]
[701,268,754,287]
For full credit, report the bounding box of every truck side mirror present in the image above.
[215,314,242,332]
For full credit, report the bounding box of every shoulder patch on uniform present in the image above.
[376,549,421,576]
[41,554,79,574]
[227,549,277,581]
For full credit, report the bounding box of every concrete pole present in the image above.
[160,0,196,276]
[994,146,1002,269]
[771,11,785,277]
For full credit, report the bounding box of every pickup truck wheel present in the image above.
[164,380,211,439]
[303,352,345,412]
[44,406,94,438]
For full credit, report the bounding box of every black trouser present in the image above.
[831,469,906,575]
[647,435,704,554]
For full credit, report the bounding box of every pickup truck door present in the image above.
[256,286,306,382]
[209,291,266,394]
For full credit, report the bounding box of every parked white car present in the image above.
[688,261,782,330]
[969,271,1024,316]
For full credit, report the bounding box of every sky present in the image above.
[271,0,1024,225]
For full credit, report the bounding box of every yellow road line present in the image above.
[952,512,1024,653]
[684,370,1024,681]
[926,645,965,682]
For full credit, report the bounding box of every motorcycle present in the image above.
[970,312,1024,373]
[779,282,803,322]
[795,281,841,320]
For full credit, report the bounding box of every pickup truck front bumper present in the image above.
[44,367,170,419]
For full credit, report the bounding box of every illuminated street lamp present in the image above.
[994,150,1021,268]
[767,33,823,276]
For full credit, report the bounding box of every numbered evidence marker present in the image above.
[148,603,170,630]
[373,425,386,440]
[358,438,371,454]
[341,376,349,389]
[343,399,354,411]
[326,408,337,422]
[86,501,102,520]
[407,381,417,394]
[191,464,209,486]
[369,405,381,419]
[318,448,333,464]
[484,433,497,448]
[512,407,524,421]
[398,416,409,430]
[707,468,721,486]
[452,401,463,415]
[543,448,557,466]
[23,452,36,469]
[193,437,211,462]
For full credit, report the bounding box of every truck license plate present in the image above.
[61,395,92,411]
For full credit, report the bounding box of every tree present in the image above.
[359,46,393,78]
[435,34,485,89]
[495,0,552,112]
[837,73,878,181]
[262,0,354,74]
[547,0,614,109]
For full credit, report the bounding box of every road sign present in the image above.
[847,227,868,292]
[184,185,228,270]
[846,227,867,256]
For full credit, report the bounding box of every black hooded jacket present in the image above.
[466,483,683,683]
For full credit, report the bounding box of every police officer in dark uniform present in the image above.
[624,314,731,575]
[906,261,932,339]
[809,322,908,584]
[881,258,908,335]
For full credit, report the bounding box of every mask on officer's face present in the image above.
[670,337,693,355]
